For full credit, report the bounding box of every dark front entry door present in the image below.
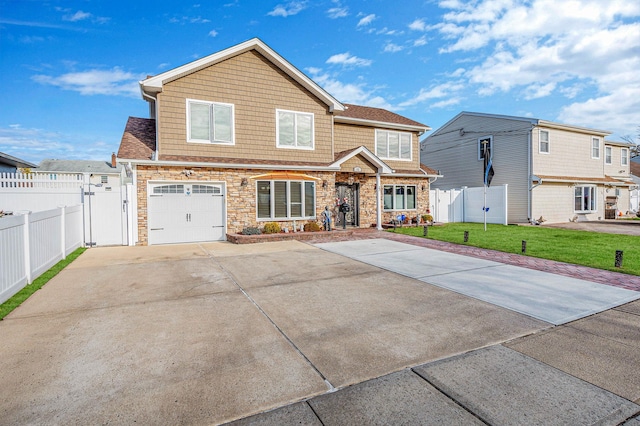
[336,183,359,227]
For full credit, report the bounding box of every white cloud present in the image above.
[327,7,348,18]
[357,14,376,27]
[32,68,143,97]
[268,1,307,17]
[399,82,466,107]
[432,0,640,134]
[408,18,427,31]
[326,52,372,67]
[64,11,92,22]
[383,43,404,53]
[208,30,218,37]
[0,125,79,163]
[307,69,391,109]
[413,36,428,47]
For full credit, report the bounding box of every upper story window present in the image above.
[478,136,493,160]
[376,130,412,161]
[276,110,314,149]
[605,146,612,164]
[591,137,600,159]
[539,130,550,153]
[100,175,108,184]
[621,148,629,166]
[187,99,234,144]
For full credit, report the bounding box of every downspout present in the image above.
[376,171,382,230]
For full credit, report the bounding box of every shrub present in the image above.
[304,222,322,232]
[241,227,262,235]
[263,222,281,234]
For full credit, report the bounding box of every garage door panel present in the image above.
[148,183,225,245]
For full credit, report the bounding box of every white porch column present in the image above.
[376,172,382,230]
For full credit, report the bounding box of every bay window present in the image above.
[257,180,315,220]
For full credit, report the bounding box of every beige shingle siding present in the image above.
[334,123,422,172]
[532,127,605,178]
[156,50,334,163]
[603,144,630,178]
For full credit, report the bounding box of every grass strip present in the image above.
[391,223,640,276]
[0,247,86,320]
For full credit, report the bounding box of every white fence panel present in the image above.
[65,205,84,255]
[0,215,28,303]
[0,172,83,213]
[0,205,83,304]
[83,187,125,246]
[429,189,463,223]
[463,185,508,225]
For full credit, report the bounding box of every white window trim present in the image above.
[375,129,413,161]
[478,136,493,161]
[383,184,417,211]
[574,185,597,213]
[605,146,612,165]
[256,180,316,221]
[276,109,315,150]
[186,99,235,145]
[591,137,600,159]
[539,130,550,154]
[621,148,629,166]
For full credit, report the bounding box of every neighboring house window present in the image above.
[574,186,597,213]
[478,136,493,160]
[605,146,612,165]
[187,99,234,144]
[539,130,550,153]
[376,130,412,161]
[276,110,314,149]
[591,137,600,159]
[257,180,315,220]
[621,148,629,166]
[383,185,416,210]
[100,175,108,184]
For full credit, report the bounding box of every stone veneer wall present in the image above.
[135,166,430,245]
[136,165,336,245]
[335,172,430,227]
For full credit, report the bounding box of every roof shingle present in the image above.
[337,104,428,128]
[117,117,156,160]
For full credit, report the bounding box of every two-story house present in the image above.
[421,112,634,223]
[117,38,436,245]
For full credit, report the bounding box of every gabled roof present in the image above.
[0,151,37,169]
[118,117,156,161]
[331,146,393,174]
[36,159,122,174]
[140,38,344,113]
[336,104,430,133]
[425,111,611,139]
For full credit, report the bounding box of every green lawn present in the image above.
[391,223,640,276]
[0,247,86,320]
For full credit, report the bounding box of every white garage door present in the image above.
[148,182,226,245]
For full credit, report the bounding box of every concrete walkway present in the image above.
[0,237,639,425]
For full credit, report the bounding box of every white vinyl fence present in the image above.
[0,172,83,212]
[430,185,508,225]
[0,205,83,304]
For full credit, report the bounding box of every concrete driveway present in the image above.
[1,239,639,425]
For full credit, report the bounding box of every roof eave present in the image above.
[335,116,430,134]
[117,158,341,172]
[140,38,344,112]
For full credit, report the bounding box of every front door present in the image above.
[336,183,359,227]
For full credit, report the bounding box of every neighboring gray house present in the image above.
[34,154,125,189]
[0,151,37,173]
[421,112,634,223]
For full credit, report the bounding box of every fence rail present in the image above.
[0,205,83,304]
[0,172,83,189]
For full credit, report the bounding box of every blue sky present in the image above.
[1,0,639,164]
